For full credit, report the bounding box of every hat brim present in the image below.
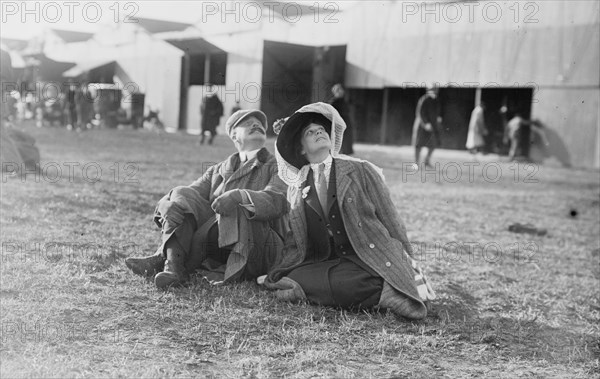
[232,110,267,133]
[275,112,332,169]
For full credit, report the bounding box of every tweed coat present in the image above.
[265,102,435,319]
[267,158,435,319]
[155,147,288,281]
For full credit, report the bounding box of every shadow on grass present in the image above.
[423,282,598,364]
[446,314,598,364]
[429,281,479,323]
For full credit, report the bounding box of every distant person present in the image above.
[200,84,224,145]
[126,109,288,288]
[505,112,529,161]
[6,91,18,122]
[328,83,354,155]
[76,84,94,129]
[143,108,163,131]
[63,85,78,130]
[465,102,488,153]
[413,86,442,167]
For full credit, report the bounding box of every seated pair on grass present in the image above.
[126,104,435,319]
[126,109,288,287]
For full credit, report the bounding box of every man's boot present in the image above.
[154,246,189,289]
[125,251,164,277]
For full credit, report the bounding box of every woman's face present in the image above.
[300,123,331,157]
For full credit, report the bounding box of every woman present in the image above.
[466,102,487,153]
[261,102,435,319]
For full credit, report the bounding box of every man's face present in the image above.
[232,116,266,150]
[300,123,331,156]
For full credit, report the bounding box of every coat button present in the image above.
[331,215,335,219]
[358,221,362,227]
[369,243,375,248]
[341,251,346,255]
[336,231,341,235]
[385,262,391,267]
[347,198,353,203]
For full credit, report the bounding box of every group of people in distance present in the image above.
[126,91,436,320]
[414,85,551,166]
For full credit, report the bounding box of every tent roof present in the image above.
[51,29,94,43]
[63,60,134,85]
[136,17,193,34]
[0,38,28,51]
[164,37,226,55]
[21,53,75,82]
[63,59,115,78]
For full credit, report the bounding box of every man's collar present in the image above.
[239,148,261,163]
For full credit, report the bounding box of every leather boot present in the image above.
[154,246,188,289]
[125,251,164,277]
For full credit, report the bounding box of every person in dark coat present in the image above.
[126,109,289,288]
[63,85,78,130]
[1,49,14,123]
[200,84,224,144]
[413,87,442,167]
[260,102,436,319]
[75,84,94,129]
[328,84,354,155]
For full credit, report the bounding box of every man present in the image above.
[413,86,442,168]
[328,83,353,155]
[200,84,224,145]
[261,102,435,319]
[465,102,488,154]
[126,109,288,288]
[505,112,529,161]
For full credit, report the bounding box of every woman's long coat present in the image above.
[268,157,434,319]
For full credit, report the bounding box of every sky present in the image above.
[0,1,358,40]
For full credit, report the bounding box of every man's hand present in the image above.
[211,189,242,216]
[157,200,185,225]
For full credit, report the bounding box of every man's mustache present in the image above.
[250,126,266,134]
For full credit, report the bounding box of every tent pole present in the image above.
[380,87,389,144]
[179,52,190,130]
[204,53,211,84]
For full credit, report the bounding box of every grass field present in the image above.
[1,121,599,378]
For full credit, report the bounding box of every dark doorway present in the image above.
[438,87,477,150]
[312,45,347,102]
[166,37,227,130]
[188,53,227,86]
[386,87,428,146]
[349,87,476,149]
[347,88,383,144]
[261,41,347,133]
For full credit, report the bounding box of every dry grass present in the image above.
[1,121,598,378]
